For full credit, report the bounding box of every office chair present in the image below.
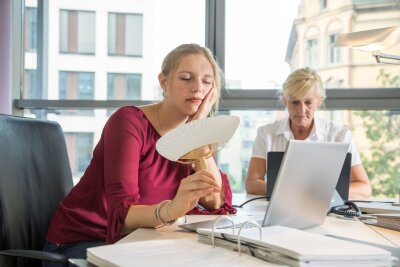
[0,114,73,267]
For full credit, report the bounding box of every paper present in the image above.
[87,239,281,267]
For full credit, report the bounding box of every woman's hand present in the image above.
[168,170,221,219]
[191,86,218,120]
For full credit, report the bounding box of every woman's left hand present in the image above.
[191,86,218,120]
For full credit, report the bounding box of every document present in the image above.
[374,213,400,231]
[197,225,395,267]
[87,238,281,267]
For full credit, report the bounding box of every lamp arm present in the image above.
[372,51,400,64]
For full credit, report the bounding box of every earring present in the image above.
[162,90,168,98]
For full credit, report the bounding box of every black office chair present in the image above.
[0,114,73,267]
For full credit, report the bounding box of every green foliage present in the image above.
[354,69,400,198]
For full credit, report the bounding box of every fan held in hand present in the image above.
[156,115,240,201]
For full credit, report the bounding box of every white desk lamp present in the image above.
[156,115,240,201]
[334,25,400,64]
[336,26,400,205]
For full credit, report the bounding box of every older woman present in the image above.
[245,67,371,200]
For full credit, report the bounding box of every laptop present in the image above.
[267,151,352,203]
[179,140,349,231]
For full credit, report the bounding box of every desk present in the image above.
[120,193,400,248]
[77,194,400,267]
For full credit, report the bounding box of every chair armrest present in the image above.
[0,249,69,266]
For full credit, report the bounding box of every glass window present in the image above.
[65,132,94,184]
[25,7,37,52]
[60,10,95,54]
[217,109,400,198]
[328,33,341,65]
[59,71,94,115]
[24,70,39,99]
[306,39,318,68]
[225,0,300,89]
[320,0,327,10]
[107,73,142,100]
[108,13,143,56]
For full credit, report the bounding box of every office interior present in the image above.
[1,0,400,266]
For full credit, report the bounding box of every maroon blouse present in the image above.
[46,106,236,245]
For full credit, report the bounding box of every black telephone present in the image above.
[329,200,362,218]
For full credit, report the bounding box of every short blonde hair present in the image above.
[160,43,223,113]
[281,67,325,100]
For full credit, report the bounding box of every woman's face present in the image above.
[284,91,323,130]
[161,53,214,116]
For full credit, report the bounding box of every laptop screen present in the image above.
[266,152,351,201]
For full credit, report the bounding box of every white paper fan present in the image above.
[156,115,240,161]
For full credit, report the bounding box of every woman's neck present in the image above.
[290,119,314,140]
[157,101,189,135]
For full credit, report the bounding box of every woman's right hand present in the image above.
[168,169,221,219]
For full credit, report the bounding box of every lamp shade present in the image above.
[334,26,400,51]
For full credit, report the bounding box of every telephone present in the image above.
[328,191,361,218]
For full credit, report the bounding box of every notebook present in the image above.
[179,140,350,231]
[267,151,352,203]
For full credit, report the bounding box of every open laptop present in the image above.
[267,151,351,204]
[179,140,349,231]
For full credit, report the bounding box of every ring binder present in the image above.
[197,223,394,266]
[211,216,263,255]
[237,220,262,255]
[212,215,234,247]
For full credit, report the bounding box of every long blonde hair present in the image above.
[160,43,224,114]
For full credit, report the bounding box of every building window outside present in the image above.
[65,133,94,181]
[306,39,318,68]
[320,0,327,9]
[59,71,95,115]
[108,13,143,56]
[107,73,142,100]
[328,33,341,65]
[25,7,37,52]
[60,10,95,54]
[24,70,39,99]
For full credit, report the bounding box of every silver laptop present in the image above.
[179,140,349,231]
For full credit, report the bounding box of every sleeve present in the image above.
[103,108,143,244]
[251,126,267,159]
[187,171,237,215]
[338,127,362,166]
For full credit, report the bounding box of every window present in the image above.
[65,133,94,183]
[320,0,327,10]
[327,33,341,64]
[24,70,39,98]
[59,71,94,115]
[60,10,95,54]
[25,7,37,52]
[107,73,142,100]
[14,0,400,199]
[306,39,318,68]
[108,13,143,56]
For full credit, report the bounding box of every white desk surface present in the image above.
[119,193,400,249]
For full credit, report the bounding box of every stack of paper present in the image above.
[87,239,281,267]
[197,225,395,267]
[374,214,400,231]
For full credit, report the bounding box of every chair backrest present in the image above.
[0,115,73,252]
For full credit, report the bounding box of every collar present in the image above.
[276,114,323,141]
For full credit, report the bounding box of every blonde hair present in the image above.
[160,43,223,113]
[281,67,325,100]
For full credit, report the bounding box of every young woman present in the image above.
[44,44,236,261]
[245,67,371,200]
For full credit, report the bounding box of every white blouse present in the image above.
[251,116,361,166]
